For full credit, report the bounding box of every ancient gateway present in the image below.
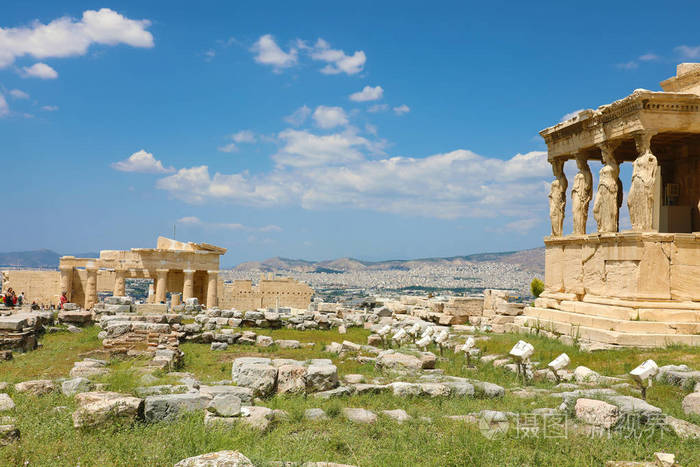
[519,63,700,347]
[2,237,313,311]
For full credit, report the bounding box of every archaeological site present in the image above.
[2,4,700,464]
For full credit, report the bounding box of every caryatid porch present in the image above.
[519,64,700,347]
[59,237,226,309]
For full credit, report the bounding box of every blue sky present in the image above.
[1,1,699,266]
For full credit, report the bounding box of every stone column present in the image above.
[155,268,168,304]
[593,141,621,233]
[628,132,659,231]
[571,153,593,235]
[113,269,126,297]
[85,266,98,310]
[59,265,74,301]
[183,269,195,302]
[548,158,568,236]
[206,270,219,308]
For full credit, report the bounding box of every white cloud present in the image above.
[365,123,378,136]
[273,128,375,167]
[218,143,238,153]
[232,130,256,143]
[368,103,388,113]
[9,89,29,99]
[309,38,365,75]
[111,150,175,174]
[639,53,659,61]
[393,104,410,116]
[284,105,311,126]
[176,216,282,233]
[350,85,383,102]
[615,61,638,70]
[560,108,583,122]
[0,93,8,117]
[312,105,348,129]
[21,62,58,79]
[675,45,700,59]
[41,105,58,111]
[0,8,153,68]
[251,34,297,71]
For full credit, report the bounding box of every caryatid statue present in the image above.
[548,159,568,236]
[571,153,592,235]
[593,142,620,233]
[628,132,658,231]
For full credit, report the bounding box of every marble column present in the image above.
[548,158,568,236]
[59,265,74,301]
[155,268,168,304]
[206,270,219,308]
[183,269,195,302]
[113,269,126,297]
[85,266,98,310]
[628,131,658,231]
[593,141,621,233]
[571,153,593,235]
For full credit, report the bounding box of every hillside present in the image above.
[0,250,100,268]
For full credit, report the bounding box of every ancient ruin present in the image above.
[520,63,700,347]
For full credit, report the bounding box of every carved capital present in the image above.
[598,140,620,165]
[633,131,657,155]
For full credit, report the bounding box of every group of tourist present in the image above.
[1,288,24,307]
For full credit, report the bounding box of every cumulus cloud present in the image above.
[178,216,201,224]
[350,85,383,102]
[367,103,388,113]
[157,134,550,220]
[177,215,282,232]
[251,34,297,71]
[675,45,700,59]
[284,105,311,126]
[9,89,29,99]
[232,130,256,143]
[0,93,8,117]
[639,53,659,61]
[393,104,410,116]
[312,105,348,129]
[41,105,58,111]
[0,8,153,68]
[308,38,365,75]
[111,150,175,174]
[21,62,58,79]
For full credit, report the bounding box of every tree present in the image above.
[530,278,544,298]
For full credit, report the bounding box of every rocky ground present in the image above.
[0,322,699,466]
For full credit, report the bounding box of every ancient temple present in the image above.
[519,63,700,347]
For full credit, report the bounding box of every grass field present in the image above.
[1,326,698,466]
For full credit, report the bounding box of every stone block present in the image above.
[232,363,278,397]
[277,364,307,394]
[574,398,619,428]
[174,450,253,467]
[206,394,241,417]
[682,392,700,416]
[305,364,338,393]
[72,391,143,428]
[143,393,212,422]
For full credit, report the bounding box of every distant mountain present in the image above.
[232,247,545,275]
[0,250,100,268]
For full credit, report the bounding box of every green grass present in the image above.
[1,325,699,466]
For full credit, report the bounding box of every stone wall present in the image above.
[1,270,61,306]
[443,297,483,324]
[218,278,313,311]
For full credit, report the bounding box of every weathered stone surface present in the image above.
[276,339,300,349]
[232,363,278,397]
[14,379,56,396]
[0,394,15,411]
[574,398,619,428]
[198,386,254,405]
[210,342,228,351]
[135,385,189,397]
[61,377,94,396]
[445,381,475,397]
[606,395,661,420]
[342,408,377,424]
[0,315,28,330]
[573,366,602,384]
[277,365,307,394]
[313,386,354,399]
[471,381,505,398]
[144,393,211,422]
[174,450,253,467]
[664,415,700,439]
[240,406,273,431]
[388,382,422,397]
[206,394,241,417]
[305,364,338,393]
[376,351,423,371]
[0,424,20,446]
[256,335,274,347]
[419,352,437,369]
[344,374,364,384]
[304,408,328,420]
[682,392,700,416]
[231,357,271,380]
[382,409,411,423]
[420,383,451,397]
[72,391,143,428]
